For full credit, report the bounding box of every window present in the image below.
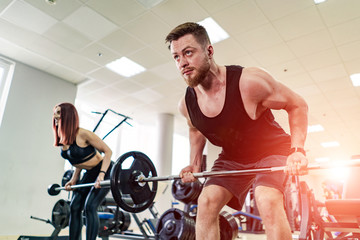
[0,57,15,127]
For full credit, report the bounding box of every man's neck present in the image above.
[196,64,225,94]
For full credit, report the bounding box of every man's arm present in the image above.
[178,97,207,181]
[241,67,308,174]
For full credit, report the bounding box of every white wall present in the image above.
[206,141,222,171]
[0,56,77,235]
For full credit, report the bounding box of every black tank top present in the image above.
[61,140,97,165]
[185,65,291,163]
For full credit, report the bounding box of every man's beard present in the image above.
[184,62,210,88]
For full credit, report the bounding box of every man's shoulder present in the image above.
[240,67,269,84]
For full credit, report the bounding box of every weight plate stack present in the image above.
[116,209,131,231]
[171,179,203,204]
[156,208,196,240]
[98,207,131,236]
[219,211,238,240]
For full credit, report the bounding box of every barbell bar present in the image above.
[48,151,360,213]
[48,180,111,195]
[136,159,360,182]
[48,162,317,194]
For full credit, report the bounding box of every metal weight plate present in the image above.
[48,183,61,196]
[118,210,131,231]
[110,151,158,213]
[284,175,301,232]
[219,211,238,240]
[297,181,324,240]
[98,207,131,235]
[171,179,203,204]
[156,208,196,240]
[104,207,131,232]
[61,169,74,187]
[51,199,70,229]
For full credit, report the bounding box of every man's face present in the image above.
[170,34,210,87]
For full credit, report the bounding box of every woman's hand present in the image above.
[94,172,105,188]
[64,179,77,191]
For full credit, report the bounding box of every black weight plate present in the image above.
[51,199,70,229]
[156,208,195,240]
[99,207,131,233]
[171,179,202,204]
[219,211,238,240]
[48,183,61,196]
[119,210,131,231]
[110,151,158,213]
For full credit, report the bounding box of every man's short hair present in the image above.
[165,22,211,49]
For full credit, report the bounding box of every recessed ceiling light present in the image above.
[314,0,327,4]
[350,73,360,87]
[136,0,164,8]
[321,141,340,148]
[308,124,324,133]
[197,17,229,44]
[106,57,146,77]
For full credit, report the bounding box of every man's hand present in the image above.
[284,152,308,175]
[180,165,200,183]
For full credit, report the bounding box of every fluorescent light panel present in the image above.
[351,73,360,87]
[314,0,327,4]
[197,17,229,44]
[308,124,324,133]
[106,57,145,77]
[136,0,164,8]
[321,141,340,148]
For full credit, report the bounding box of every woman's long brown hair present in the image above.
[52,102,79,146]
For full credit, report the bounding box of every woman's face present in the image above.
[53,106,61,126]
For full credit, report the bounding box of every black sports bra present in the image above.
[61,141,97,165]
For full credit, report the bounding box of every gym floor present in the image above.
[3,231,311,239]
[0,234,268,240]
[107,232,268,239]
[106,230,267,239]
[235,233,267,240]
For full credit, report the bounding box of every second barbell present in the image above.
[48,151,360,213]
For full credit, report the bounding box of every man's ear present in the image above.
[207,45,214,58]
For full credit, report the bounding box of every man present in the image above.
[165,22,308,240]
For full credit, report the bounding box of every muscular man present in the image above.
[165,22,308,240]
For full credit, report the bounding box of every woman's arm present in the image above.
[64,167,82,191]
[80,128,112,187]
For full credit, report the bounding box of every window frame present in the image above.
[0,57,16,127]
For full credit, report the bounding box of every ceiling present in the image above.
[1,0,360,163]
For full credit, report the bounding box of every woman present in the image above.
[52,102,113,240]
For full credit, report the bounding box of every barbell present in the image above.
[48,151,360,213]
[48,151,158,213]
